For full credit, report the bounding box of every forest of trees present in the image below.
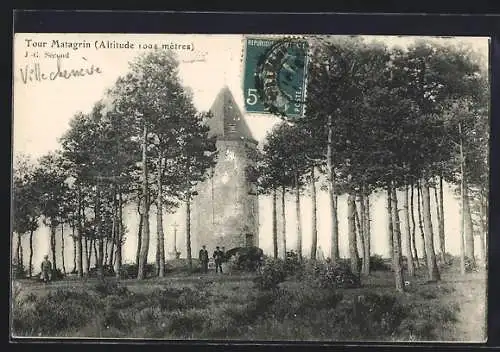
[13,50,218,280]
[13,38,488,292]
[247,37,488,291]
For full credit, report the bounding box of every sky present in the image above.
[12,33,489,270]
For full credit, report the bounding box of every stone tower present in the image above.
[190,87,259,253]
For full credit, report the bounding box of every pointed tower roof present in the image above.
[208,86,257,144]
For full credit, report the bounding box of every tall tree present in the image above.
[347,193,359,274]
[33,152,71,274]
[248,122,315,259]
[107,51,216,275]
[403,186,416,276]
[421,179,441,281]
[391,187,405,291]
[409,184,420,267]
[13,154,40,278]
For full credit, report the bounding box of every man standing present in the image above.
[199,245,209,274]
[41,255,52,283]
[213,246,223,274]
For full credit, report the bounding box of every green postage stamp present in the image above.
[243,36,309,120]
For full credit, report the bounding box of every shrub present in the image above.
[165,309,206,336]
[465,257,479,272]
[284,250,303,276]
[370,254,391,271]
[227,254,241,273]
[151,287,210,310]
[396,301,459,340]
[51,268,65,281]
[94,280,129,297]
[12,289,98,336]
[268,287,343,321]
[332,293,408,339]
[88,265,115,278]
[12,259,26,279]
[118,263,156,279]
[253,258,287,290]
[439,254,479,272]
[305,260,361,289]
[225,247,264,272]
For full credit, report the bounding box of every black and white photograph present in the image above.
[11,32,489,342]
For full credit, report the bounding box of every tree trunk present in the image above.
[354,199,364,264]
[327,114,339,264]
[421,179,441,281]
[29,230,34,278]
[108,228,115,269]
[93,240,99,269]
[76,190,83,277]
[281,185,287,258]
[477,190,487,266]
[310,167,318,261]
[347,193,359,275]
[410,184,419,267]
[295,173,303,260]
[115,187,123,279]
[390,186,405,292]
[95,187,104,279]
[136,207,143,268]
[417,182,427,267]
[387,189,394,265]
[433,183,445,264]
[186,196,192,269]
[108,191,117,269]
[464,186,476,266]
[104,237,109,268]
[99,239,104,275]
[60,224,66,274]
[72,224,76,273]
[157,156,166,278]
[459,122,467,274]
[108,237,114,268]
[50,223,57,272]
[480,188,488,267]
[84,237,90,274]
[137,123,150,280]
[272,188,278,259]
[438,176,446,262]
[155,238,160,276]
[403,186,415,276]
[363,192,371,275]
[16,232,22,267]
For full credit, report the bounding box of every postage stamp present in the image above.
[243,36,308,120]
[11,29,489,343]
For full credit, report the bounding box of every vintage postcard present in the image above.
[11,32,489,342]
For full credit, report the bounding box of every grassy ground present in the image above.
[11,263,486,342]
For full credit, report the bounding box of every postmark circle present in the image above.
[254,38,308,120]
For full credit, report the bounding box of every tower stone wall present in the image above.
[190,87,259,254]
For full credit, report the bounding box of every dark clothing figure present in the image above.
[41,257,52,283]
[213,248,224,273]
[199,247,209,273]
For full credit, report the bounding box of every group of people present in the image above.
[198,245,225,274]
[37,246,226,282]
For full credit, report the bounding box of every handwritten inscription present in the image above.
[19,58,102,85]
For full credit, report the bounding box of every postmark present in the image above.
[243,36,308,120]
